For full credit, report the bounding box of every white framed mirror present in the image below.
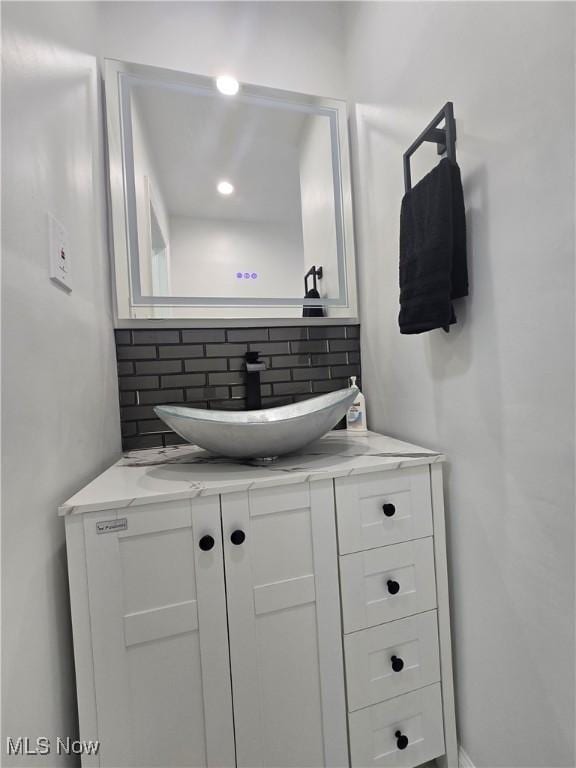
[104,59,357,323]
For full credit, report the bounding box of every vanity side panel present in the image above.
[430,463,458,768]
[64,514,100,768]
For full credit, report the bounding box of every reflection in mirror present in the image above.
[106,60,357,320]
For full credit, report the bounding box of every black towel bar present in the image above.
[403,102,456,193]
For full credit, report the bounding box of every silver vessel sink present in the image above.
[154,386,358,460]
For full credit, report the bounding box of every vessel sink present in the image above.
[154,386,358,460]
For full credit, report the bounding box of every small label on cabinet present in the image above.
[96,518,128,534]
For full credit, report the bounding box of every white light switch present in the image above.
[48,212,72,291]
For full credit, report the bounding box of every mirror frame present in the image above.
[104,59,358,324]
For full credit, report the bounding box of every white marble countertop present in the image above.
[59,431,444,516]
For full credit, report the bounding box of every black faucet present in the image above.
[245,351,266,410]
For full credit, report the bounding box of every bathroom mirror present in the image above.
[104,59,357,322]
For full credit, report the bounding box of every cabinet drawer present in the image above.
[344,611,440,711]
[340,538,437,633]
[335,467,433,555]
[348,683,445,768]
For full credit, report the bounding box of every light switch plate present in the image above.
[48,212,72,291]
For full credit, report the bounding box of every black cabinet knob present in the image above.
[387,579,400,595]
[199,534,215,551]
[382,503,396,517]
[230,529,246,546]
[395,731,409,750]
[390,655,404,672]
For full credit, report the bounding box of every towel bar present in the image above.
[403,102,456,193]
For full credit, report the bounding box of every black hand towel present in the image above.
[399,157,468,334]
[303,288,325,318]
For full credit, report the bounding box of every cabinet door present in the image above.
[83,498,235,768]
[221,480,348,768]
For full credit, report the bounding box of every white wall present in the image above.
[345,3,575,766]
[1,2,121,763]
[98,1,347,99]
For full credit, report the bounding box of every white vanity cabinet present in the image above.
[62,433,457,768]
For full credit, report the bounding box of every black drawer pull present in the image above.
[387,579,400,595]
[390,655,404,672]
[199,535,215,551]
[395,731,409,750]
[382,503,396,517]
[230,529,246,546]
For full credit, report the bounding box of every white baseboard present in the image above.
[459,746,475,768]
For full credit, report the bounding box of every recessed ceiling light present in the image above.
[217,180,234,196]
[216,75,239,96]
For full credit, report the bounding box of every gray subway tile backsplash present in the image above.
[327,338,360,352]
[260,368,292,383]
[207,371,246,386]
[117,361,134,376]
[312,378,349,393]
[160,373,206,388]
[138,418,168,434]
[205,343,247,357]
[311,352,347,366]
[185,385,230,401]
[292,366,331,381]
[308,326,347,339]
[270,354,311,368]
[114,330,131,345]
[273,381,313,396]
[159,344,203,359]
[138,388,184,405]
[117,345,157,360]
[182,329,226,343]
[124,434,165,450]
[118,375,159,391]
[119,391,136,406]
[331,364,361,379]
[121,404,159,421]
[227,328,270,343]
[132,329,181,345]
[291,340,328,353]
[248,341,290,355]
[268,326,308,341]
[115,325,360,450]
[184,358,228,372]
[135,359,182,375]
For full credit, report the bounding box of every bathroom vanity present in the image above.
[61,432,457,768]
